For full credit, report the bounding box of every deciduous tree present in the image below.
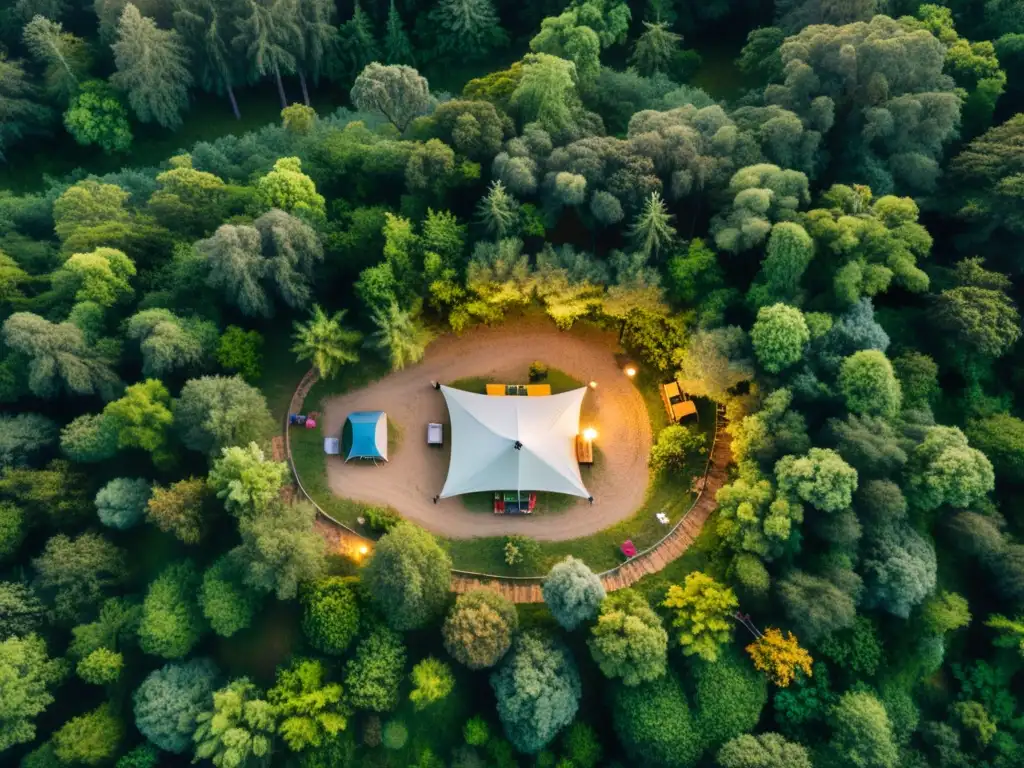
[208,442,288,517]
[0,633,65,752]
[193,678,276,767]
[345,625,407,712]
[905,426,995,512]
[490,630,581,754]
[663,572,738,662]
[138,560,207,658]
[588,588,668,686]
[775,448,858,513]
[543,556,606,630]
[746,628,812,687]
[268,658,347,751]
[95,477,151,529]
[33,532,127,624]
[133,658,220,754]
[826,691,899,768]
[717,732,812,768]
[409,657,454,710]
[233,501,326,599]
[147,477,208,544]
[751,303,809,374]
[174,376,275,456]
[301,576,360,655]
[351,63,431,133]
[2,312,120,400]
[63,80,132,153]
[364,522,452,630]
[200,555,260,638]
[443,588,519,669]
[51,704,124,766]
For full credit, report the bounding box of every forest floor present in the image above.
[318,318,652,540]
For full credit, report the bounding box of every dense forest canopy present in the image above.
[2,0,1024,766]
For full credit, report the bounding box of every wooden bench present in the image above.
[576,434,594,464]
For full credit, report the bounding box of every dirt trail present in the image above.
[321,320,652,541]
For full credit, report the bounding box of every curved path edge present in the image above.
[282,368,734,604]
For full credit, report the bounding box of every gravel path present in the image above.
[321,319,653,541]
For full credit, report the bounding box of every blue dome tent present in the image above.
[345,411,388,463]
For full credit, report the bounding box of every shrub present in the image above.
[649,425,706,474]
[530,361,549,381]
[302,577,360,654]
[504,534,540,569]
[364,506,401,533]
[382,720,409,750]
[464,715,490,746]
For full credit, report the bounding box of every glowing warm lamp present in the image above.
[583,427,598,442]
[624,366,637,378]
[358,545,369,555]
[589,380,598,389]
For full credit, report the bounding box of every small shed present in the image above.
[345,411,388,463]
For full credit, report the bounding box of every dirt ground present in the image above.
[322,319,653,541]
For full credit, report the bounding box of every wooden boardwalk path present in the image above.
[285,368,734,604]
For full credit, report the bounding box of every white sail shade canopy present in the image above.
[438,385,590,499]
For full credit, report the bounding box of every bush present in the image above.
[504,534,540,569]
[382,720,409,750]
[649,425,707,474]
[364,506,401,533]
[302,576,360,654]
[530,361,549,381]
[464,715,490,746]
